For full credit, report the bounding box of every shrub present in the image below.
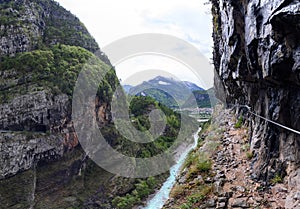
[180,202,192,209]
[271,174,283,184]
[241,144,250,152]
[234,116,243,128]
[112,194,140,209]
[186,154,212,179]
[197,160,212,172]
[246,151,253,160]
[170,185,187,198]
[184,152,198,168]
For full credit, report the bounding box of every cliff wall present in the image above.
[0,1,122,207]
[0,0,116,180]
[212,0,300,206]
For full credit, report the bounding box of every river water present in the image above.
[143,128,201,209]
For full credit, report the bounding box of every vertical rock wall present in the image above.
[0,0,114,179]
[212,0,300,207]
[0,0,120,207]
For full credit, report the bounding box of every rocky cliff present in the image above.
[0,0,122,207]
[0,0,110,63]
[0,1,183,208]
[212,0,300,207]
[0,0,116,179]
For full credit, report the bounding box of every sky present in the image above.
[55,0,214,88]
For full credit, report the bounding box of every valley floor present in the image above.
[163,106,290,209]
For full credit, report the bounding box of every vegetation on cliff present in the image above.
[101,95,198,208]
[0,44,117,103]
[0,0,104,56]
[0,0,180,208]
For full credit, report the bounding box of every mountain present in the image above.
[186,87,218,108]
[127,76,215,108]
[0,1,185,208]
[0,1,199,208]
[122,84,133,93]
[182,81,204,91]
[0,0,122,208]
[134,76,204,92]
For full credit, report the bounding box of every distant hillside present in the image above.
[123,84,133,93]
[187,87,218,108]
[126,76,217,108]
[182,81,204,91]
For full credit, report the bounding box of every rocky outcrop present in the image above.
[0,131,64,179]
[0,0,116,177]
[212,0,300,207]
[0,90,69,132]
[0,0,110,64]
[0,0,115,184]
[0,1,150,208]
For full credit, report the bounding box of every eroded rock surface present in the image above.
[212,0,300,207]
[0,132,63,179]
[0,0,116,207]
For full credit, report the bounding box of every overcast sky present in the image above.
[55,0,213,88]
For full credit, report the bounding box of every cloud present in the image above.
[116,55,209,88]
[55,0,214,88]
[139,5,213,57]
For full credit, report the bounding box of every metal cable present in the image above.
[234,104,300,135]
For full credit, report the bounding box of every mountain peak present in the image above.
[125,76,214,108]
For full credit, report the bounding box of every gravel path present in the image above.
[164,108,290,209]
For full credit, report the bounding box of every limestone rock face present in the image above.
[0,132,64,179]
[212,0,300,207]
[0,0,111,64]
[0,90,69,132]
[0,0,113,179]
[0,1,134,208]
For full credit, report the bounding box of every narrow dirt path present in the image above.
[164,108,289,209]
[213,111,288,209]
